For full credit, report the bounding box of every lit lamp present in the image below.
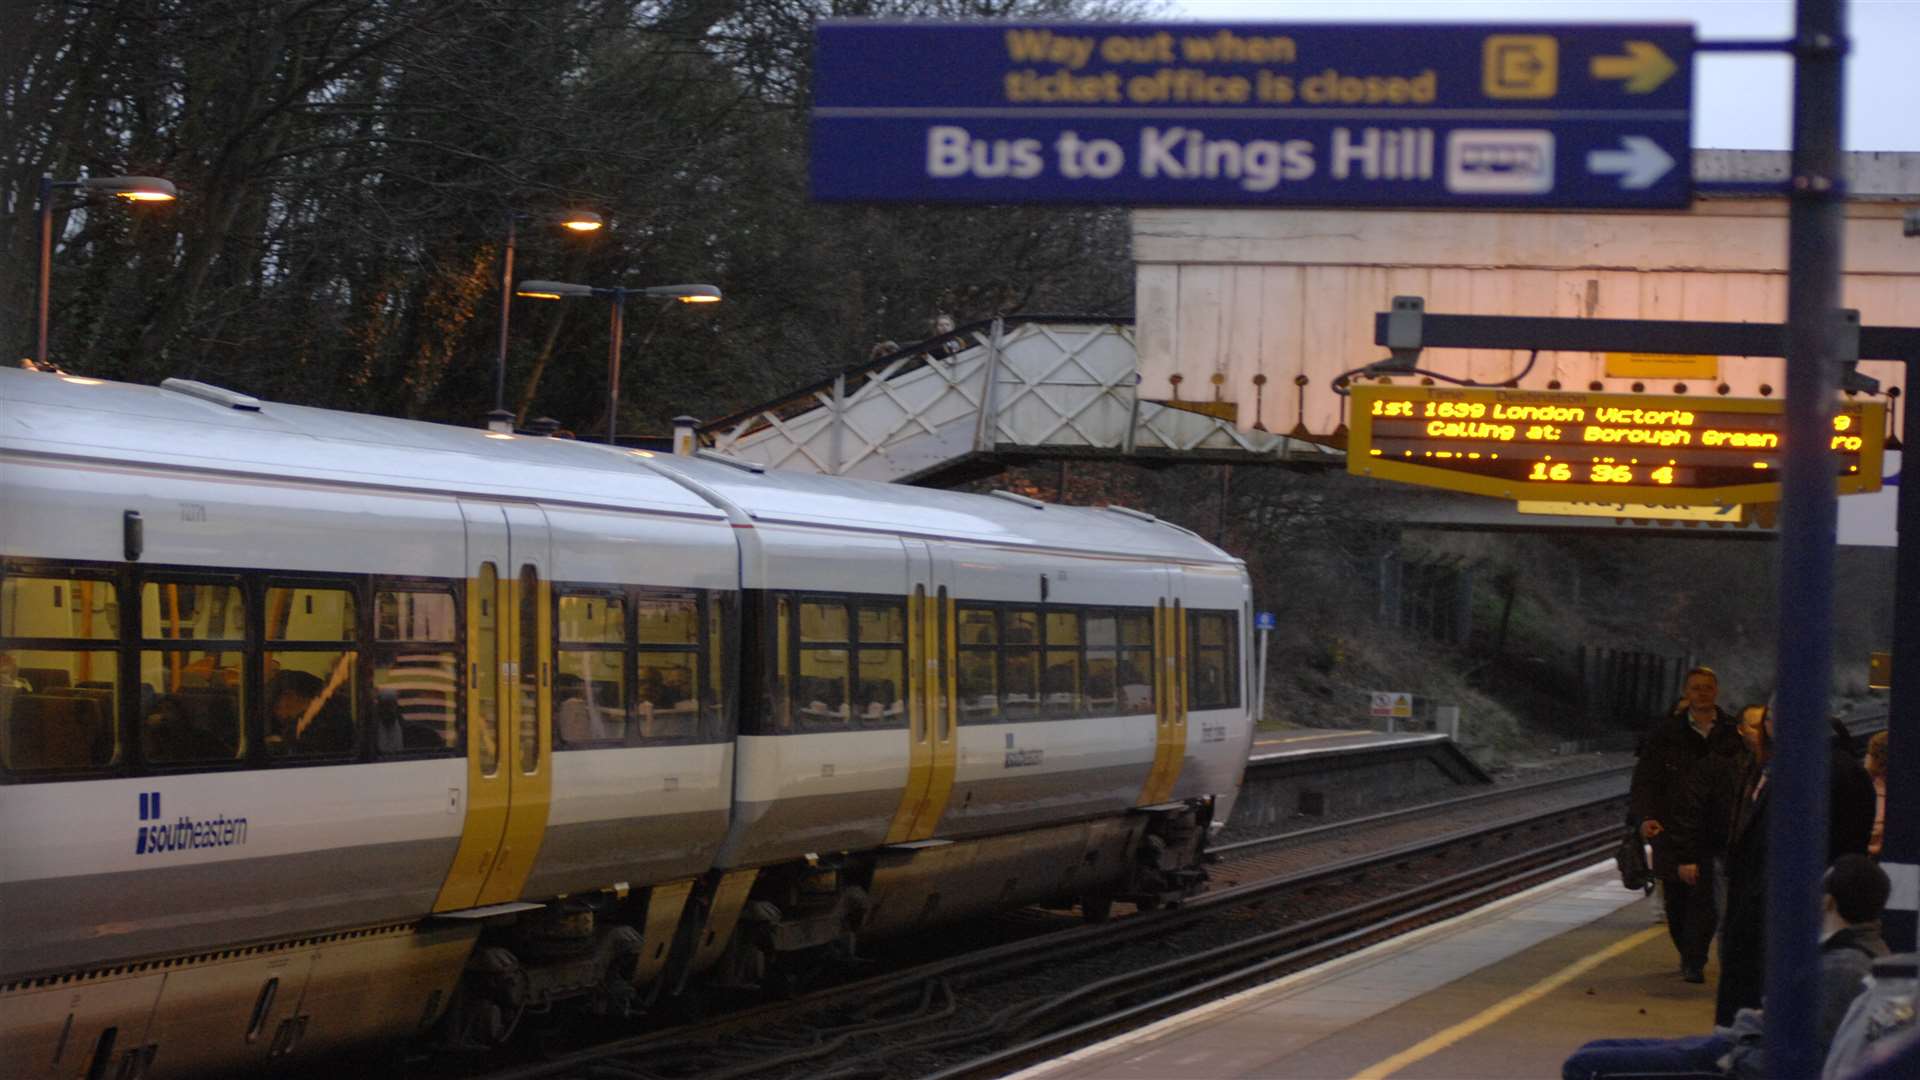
[490,209,603,432]
[36,175,178,369]
[514,280,722,443]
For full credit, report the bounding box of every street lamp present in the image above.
[490,209,603,431]
[514,280,722,443]
[36,174,177,369]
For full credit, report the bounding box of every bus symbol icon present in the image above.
[1445,130,1555,194]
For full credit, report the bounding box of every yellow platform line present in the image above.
[1347,924,1669,1080]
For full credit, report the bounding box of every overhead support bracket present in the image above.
[1370,302,1920,365]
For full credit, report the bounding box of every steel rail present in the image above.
[920,827,1623,1080]
[464,791,1629,1080]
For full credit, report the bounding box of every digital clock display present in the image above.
[1348,387,1885,506]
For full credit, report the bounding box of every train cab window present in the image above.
[555,592,627,748]
[956,605,1000,724]
[794,598,851,731]
[1084,613,1119,717]
[372,589,460,754]
[1043,610,1082,717]
[141,581,246,765]
[854,602,906,728]
[1,572,122,773]
[264,585,359,759]
[1002,608,1040,721]
[1188,610,1240,711]
[633,589,702,741]
[1117,611,1155,714]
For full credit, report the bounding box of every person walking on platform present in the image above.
[1629,666,1739,984]
[1561,854,1891,1080]
[1716,703,1773,1024]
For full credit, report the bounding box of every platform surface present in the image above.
[1248,729,1448,761]
[1013,863,1720,1080]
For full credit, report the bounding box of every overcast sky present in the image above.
[1170,1,1918,151]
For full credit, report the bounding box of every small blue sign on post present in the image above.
[812,21,1692,208]
[1256,611,1277,631]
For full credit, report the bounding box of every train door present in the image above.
[885,541,957,842]
[433,501,554,911]
[1139,569,1188,805]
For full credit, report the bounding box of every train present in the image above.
[0,366,1255,1077]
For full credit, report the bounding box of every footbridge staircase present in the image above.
[692,317,1337,485]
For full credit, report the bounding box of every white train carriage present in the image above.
[0,367,1253,1077]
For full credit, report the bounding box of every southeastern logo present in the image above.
[134,791,248,855]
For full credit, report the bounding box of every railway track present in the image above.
[461,783,1631,1080]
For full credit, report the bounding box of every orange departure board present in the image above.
[1348,386,1885,506]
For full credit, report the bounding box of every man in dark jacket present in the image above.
[1630,666,1740,983]
[1829,719,1878,859]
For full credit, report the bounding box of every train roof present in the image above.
[0,369,1238,566]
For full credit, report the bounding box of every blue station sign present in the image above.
[811,21,1693,208]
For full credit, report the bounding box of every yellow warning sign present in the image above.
[1483,35,1558,99]
[1604,352,1720,379]
[1516,501,1743,523]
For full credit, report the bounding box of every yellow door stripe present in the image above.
[434,566,510,912]
[885,586,932,843]
[1346,925,1667,1080]
[1166,599,1190,798]
[478,573,554,905]
[911,589,959,840]
[1139,599,1173,805]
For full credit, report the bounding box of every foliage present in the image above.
[3,0,1154,432]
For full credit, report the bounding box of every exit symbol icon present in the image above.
[1482,35,1559,99]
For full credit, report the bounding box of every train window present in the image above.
[631,588,705,742]
[474,564,500,775]
[1187,610,1240,710]
[1043,610,1082,717]
[795,598,850,731]
[853,601,906,729]
[372,590,460,754]
[555,592,627,748]
[637,595,698,646]
[1002,607,1040,721]
[956,605,999,724]
[264,586,359,759]
[1,573,122,773]
[518,566,539,773]
[636,653,697,739]
[141,581,246,765]
[1118,611,1155,714]
[1084,613,1119,717]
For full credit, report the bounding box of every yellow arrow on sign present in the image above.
[1590,41,1678,94]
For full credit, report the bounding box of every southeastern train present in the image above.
[0,366,1254,1077]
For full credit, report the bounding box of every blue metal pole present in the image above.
[1766,0,1847,1074]
[1883,380,1920,952]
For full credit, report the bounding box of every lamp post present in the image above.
[36,174,177,369]
[514,280,721,443]
[490,209,602,432]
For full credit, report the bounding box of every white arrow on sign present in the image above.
[1586,135,1675,189]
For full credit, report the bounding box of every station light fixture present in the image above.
[36,174,180,370]
[513,279,725,443]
